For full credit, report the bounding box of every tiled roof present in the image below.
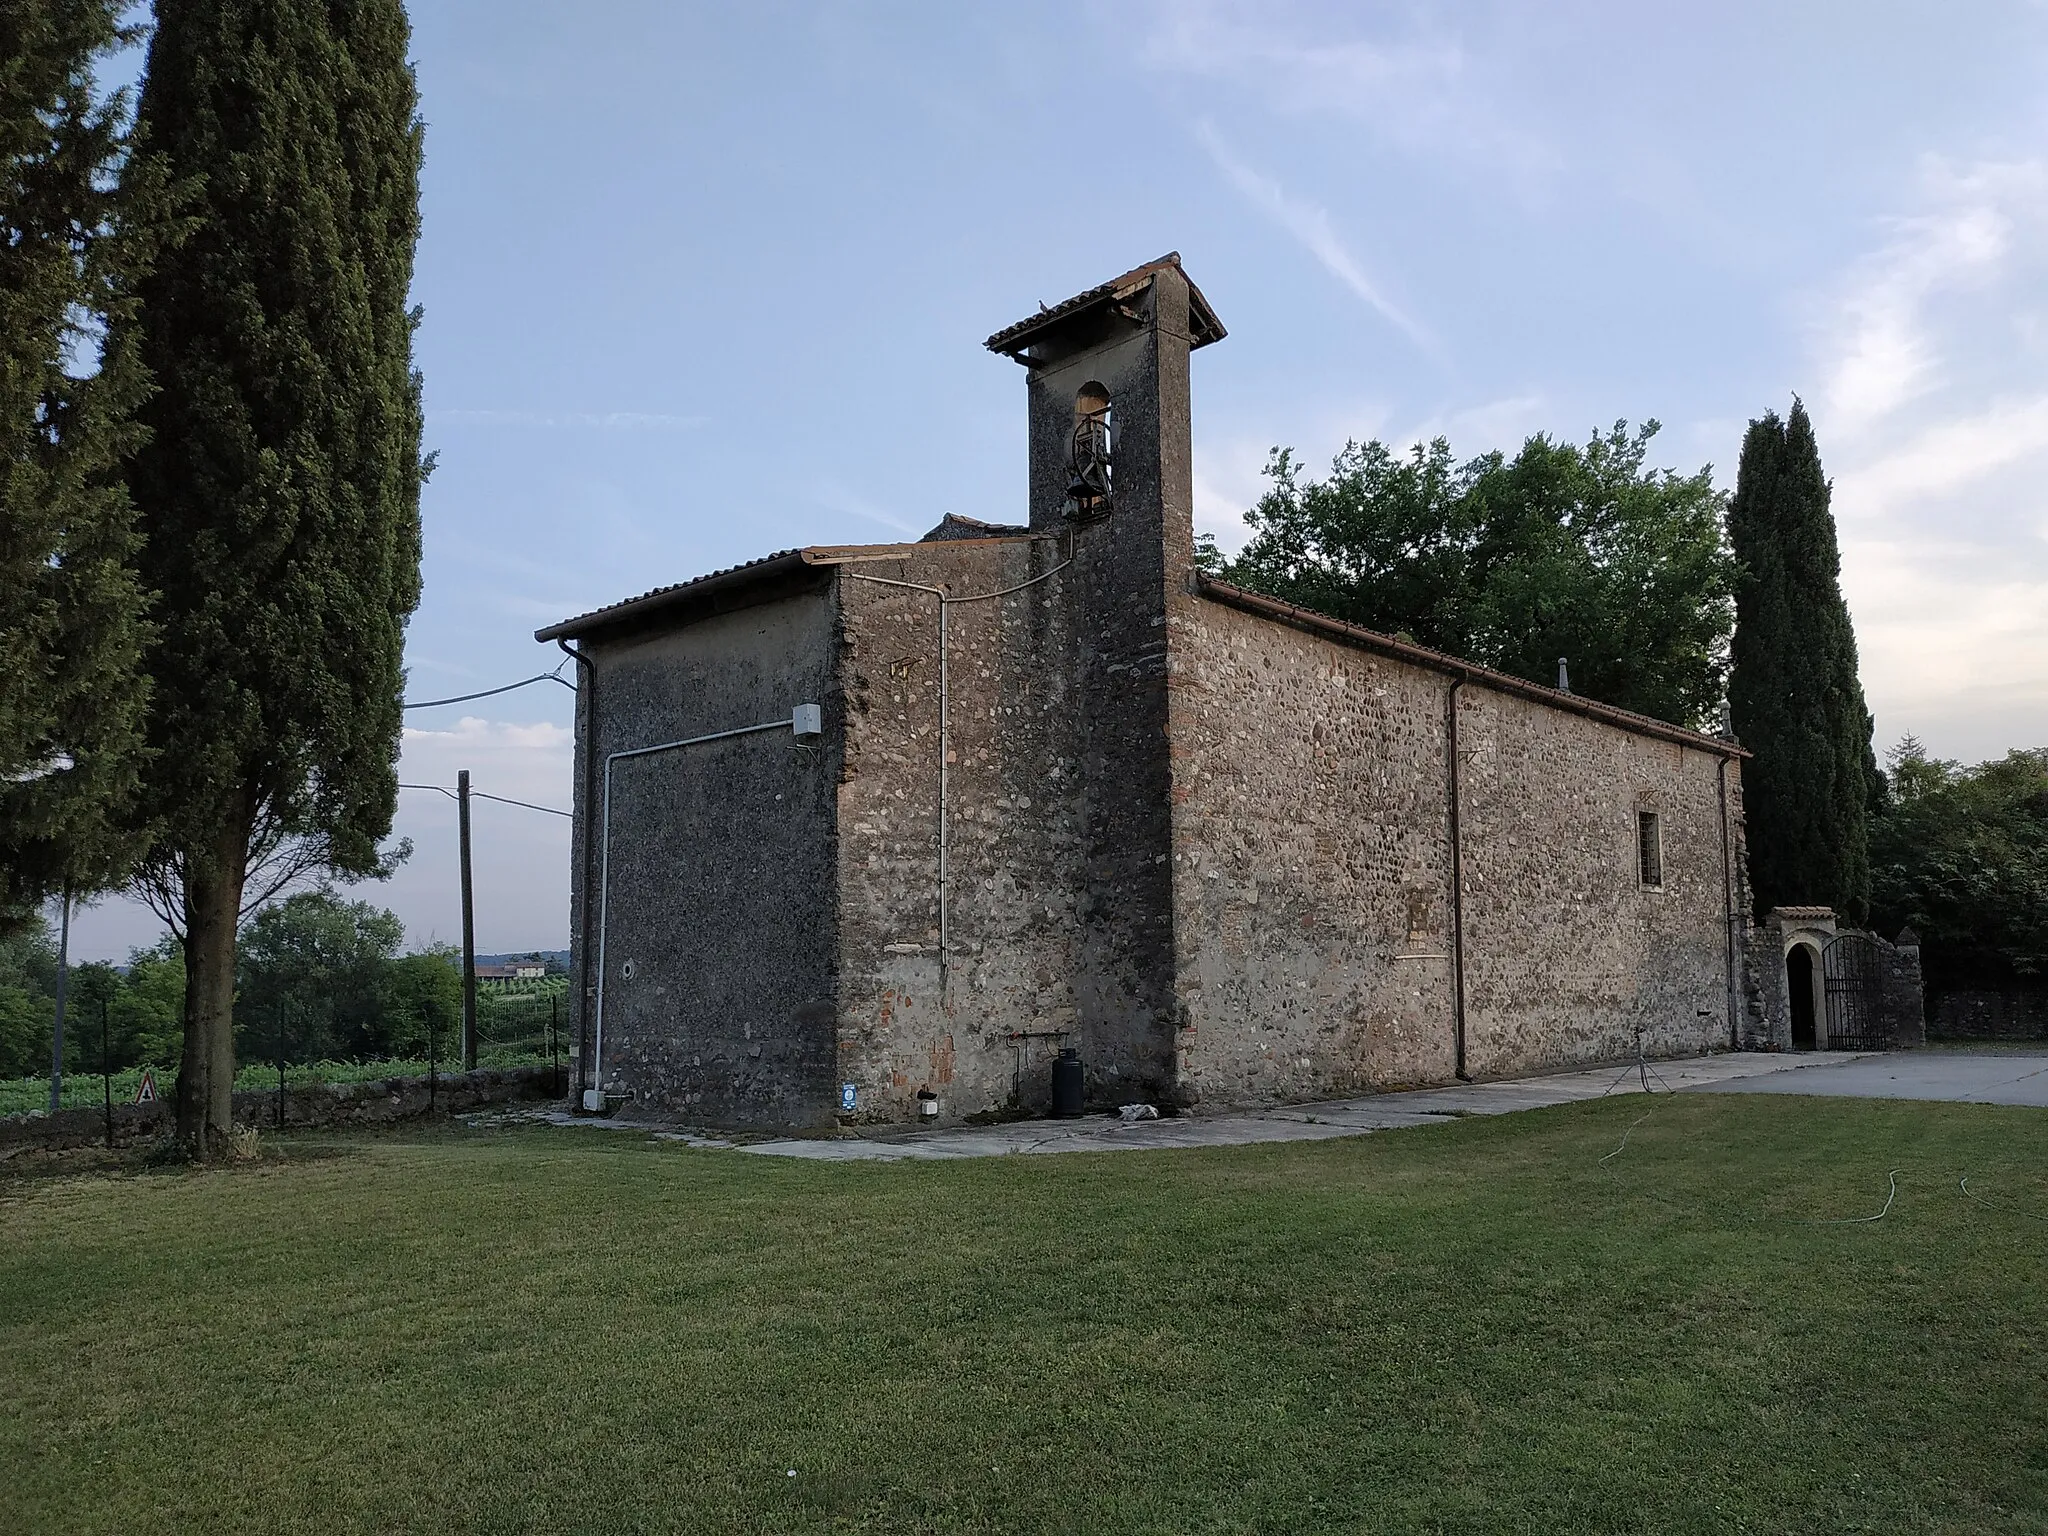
[534,548,805,642]
[985,253,1226,359]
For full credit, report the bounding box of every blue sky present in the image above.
[66,0,2048,961]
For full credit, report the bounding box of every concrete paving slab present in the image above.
[739,1050,1873,1162]
[1698,1053,2048,1107]
[516,1049,2012,1162]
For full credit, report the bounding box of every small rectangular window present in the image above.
[1638,811,1663,888]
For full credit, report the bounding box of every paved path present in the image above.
[527,1050,2048,1163]
[735,1051,1870,1162]
[1698,1051,2048,1107]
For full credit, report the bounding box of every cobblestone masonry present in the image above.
[1169,597,1746,1104]
[544,256,1756,1128]
[576,583,841,1124]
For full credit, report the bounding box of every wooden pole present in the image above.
[459,769,477,1071]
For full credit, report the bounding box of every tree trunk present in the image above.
[175,800,251,1155]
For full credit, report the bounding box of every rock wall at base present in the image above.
[1931,990,2048,1040]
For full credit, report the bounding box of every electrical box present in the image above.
[791,703,823,742]
[582,1088,606,1113]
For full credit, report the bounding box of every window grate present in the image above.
[1638,810,1663,888]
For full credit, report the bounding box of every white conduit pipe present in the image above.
[585,708,817,1111]
[845,548,1073,994]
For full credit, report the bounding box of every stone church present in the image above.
[539,255,1769,1128]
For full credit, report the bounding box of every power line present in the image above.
[403,666,575,710]
[399,782,570,819]
[473,789,571,819]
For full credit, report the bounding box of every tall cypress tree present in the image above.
[125,0,426,1151]
[0,0,164,930]
[1728,399,1872,919]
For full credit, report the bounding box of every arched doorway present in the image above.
[1788,944,1817,1049]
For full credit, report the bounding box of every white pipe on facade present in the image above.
[844,547,1073,995]
[586,709,816,1111]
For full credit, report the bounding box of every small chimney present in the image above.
[1557,657,1571,692]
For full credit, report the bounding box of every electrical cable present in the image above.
[403,664,575,710]
[470,790,571,819]
[399,782,570,817]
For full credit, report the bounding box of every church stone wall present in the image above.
[1169,594,1744,1106]
[577,590,841,1126]
[831,537,1093,1124]
[1454,685,1739,1078]
[1167,599,1460,1102]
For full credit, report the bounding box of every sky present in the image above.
[63,0,2048,961]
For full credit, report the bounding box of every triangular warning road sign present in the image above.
[135,1067,157,1104]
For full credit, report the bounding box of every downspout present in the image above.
[586,712,814,1110]
[555,638,595,1102]
[1446,675,1470,1081]
[1718,753,1740,1050]
[842,541,1073,999]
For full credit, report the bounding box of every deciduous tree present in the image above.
[1209,422,1735,729]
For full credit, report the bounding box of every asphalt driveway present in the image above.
[1697,1050,2048,1107]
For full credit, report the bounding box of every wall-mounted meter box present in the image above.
[792,703,823,742]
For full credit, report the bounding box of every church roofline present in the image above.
[534,533,1053,643]
[984,252,1226,362]
[1196,576,1749,760]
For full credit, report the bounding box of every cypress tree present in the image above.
[1727,399,1872,920]
[0,0,164,930]
[125,0,426,1151]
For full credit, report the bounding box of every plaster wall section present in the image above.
[831,537,1086,1122]
[1454,689,1736,1076]
[1168,599,1459,1104]
[580,590,840,1125]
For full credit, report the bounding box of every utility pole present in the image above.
[48,890,70,1112]
[459,768,478,1070]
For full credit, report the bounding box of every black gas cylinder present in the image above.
[1050,1047,1085,1118]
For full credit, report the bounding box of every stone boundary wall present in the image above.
[1879,940,1928,1048]
[1932,990,2048,1041]
[0,1065,561,1153]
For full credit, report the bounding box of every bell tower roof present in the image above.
[984,253,1226,367]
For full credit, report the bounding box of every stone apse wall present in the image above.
[1169,591,1746,1105]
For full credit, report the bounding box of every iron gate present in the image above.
[1823,933,1891,1050]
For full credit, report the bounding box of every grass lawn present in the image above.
[4,1093,2046,1534]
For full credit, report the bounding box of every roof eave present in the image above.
[1195,576,1748,759]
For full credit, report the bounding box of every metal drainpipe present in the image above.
[556,638,595,1101]
[587,715,805,1107]
[843,543,1073,998]
[1718,753,1740,1049]
[1446,675,1470,1080]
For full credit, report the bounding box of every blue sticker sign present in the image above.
[839,1082,857,1112]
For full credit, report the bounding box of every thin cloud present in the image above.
[1820,158,2045,439]
[1835,395,2048,521]
[1145,5,1554,183]
[1811,156,2048,757]
[1196,122,1439,359]
[815,481,924,538]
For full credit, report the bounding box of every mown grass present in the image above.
[3,1093,2046,1534]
